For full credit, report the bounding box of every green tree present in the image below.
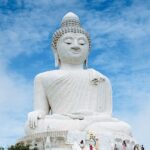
[0,147,4,150]
[8,142,30,150]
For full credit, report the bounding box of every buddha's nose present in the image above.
[71,46,80,50]
[71,40,80,50]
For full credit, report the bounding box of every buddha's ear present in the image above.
[84,58,88,69]
[53,48,61,68]
[84,50,89,68]
[55,52,61,68]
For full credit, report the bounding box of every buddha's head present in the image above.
[52,12,91,68]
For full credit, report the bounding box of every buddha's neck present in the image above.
[59,63,84,71]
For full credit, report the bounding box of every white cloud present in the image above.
[83,0,150,49]
[132,105,150,149]
[0,66,32,147]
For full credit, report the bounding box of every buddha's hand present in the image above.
[28,110,45,129]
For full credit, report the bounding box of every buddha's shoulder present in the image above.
[89,69,110,82]
[34,70,62,81]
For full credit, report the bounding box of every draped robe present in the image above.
[34,69,112,117]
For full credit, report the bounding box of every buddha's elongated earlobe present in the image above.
[54,52,59,68]
[53,47,61,68]
[54,52,61,68]
[84,58,88,69]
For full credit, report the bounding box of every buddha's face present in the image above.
[56,32,89,65]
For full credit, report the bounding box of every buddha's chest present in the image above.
[42,70,106,113]
[44,70,100,100]
[45,70,100,93]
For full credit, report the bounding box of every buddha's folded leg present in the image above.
[25,115,89,135]
[84,119,132,137]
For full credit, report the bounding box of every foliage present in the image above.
[8,142,30,150]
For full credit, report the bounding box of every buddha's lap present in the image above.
[25,115,131,136]
[85,121,132,136]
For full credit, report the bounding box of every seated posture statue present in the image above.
[25,12,132,139]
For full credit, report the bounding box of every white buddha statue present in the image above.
[25,12,132,140]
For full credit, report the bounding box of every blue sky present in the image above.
[0,0,150,149]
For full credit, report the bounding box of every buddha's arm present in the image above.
[28,74,50,128]
[33,74,50,115]
[98,78,112,116]
[104,78,112,115]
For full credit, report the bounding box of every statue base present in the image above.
[18,130,136,150]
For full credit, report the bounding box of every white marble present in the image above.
[24,12,135,149]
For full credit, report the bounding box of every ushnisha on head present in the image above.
[51,12,91,68]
